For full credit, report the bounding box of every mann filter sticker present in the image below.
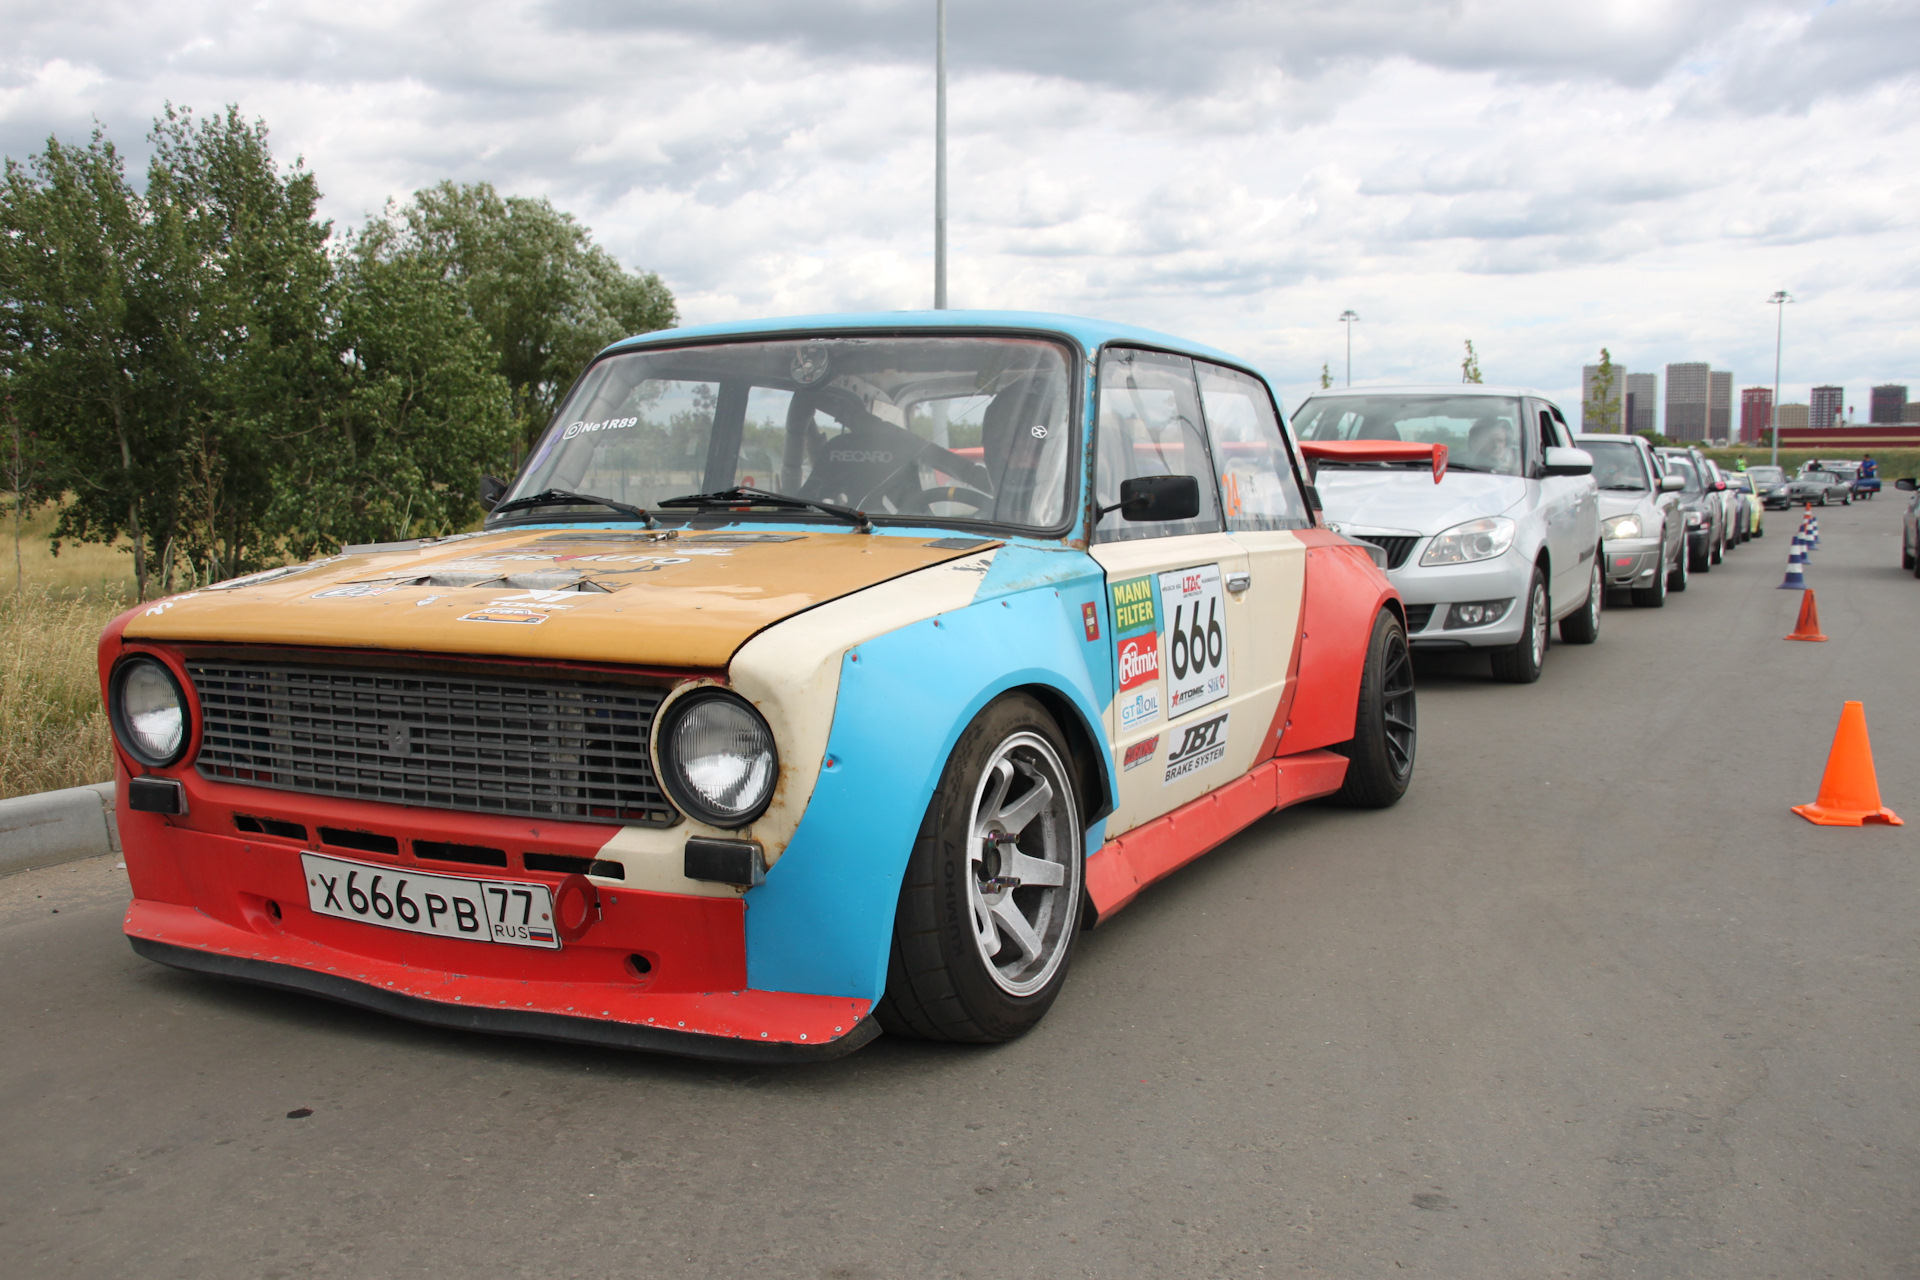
[1163,712,1228,784]
[1122,735,1159,772]
[1110,574,1162,730]
[1158,563,1229,718]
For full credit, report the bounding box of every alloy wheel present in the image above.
[966,732,1080,997]
[1381,628,1416,782]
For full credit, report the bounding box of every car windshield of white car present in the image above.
[1749,467,1784,483]
[502,336,1077,533]
[1292,396,1524,476]
[1665,459,1703,492]
[1584,441,1649,491]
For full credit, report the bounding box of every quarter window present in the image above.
[1194,361,1310,530]
[1093,348,1221,544]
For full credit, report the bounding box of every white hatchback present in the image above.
[1291,386,1601,684]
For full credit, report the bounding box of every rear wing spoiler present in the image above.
[1298,440,1448,484]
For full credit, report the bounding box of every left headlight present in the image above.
[656,690,778,828]
[1601,514,1642,540]
[109,656,190,767]
[1419,516,1517,567]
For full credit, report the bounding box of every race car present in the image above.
[101,312,1433,1062]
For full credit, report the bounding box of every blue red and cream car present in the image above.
[102,312,1435,1061]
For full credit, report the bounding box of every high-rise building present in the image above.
[1811,385,1844,429]
[1581,364,1626,430]
[1871,385,1909,424]
[1740,388,1773,443]
[1709,371,1732,442]
[1626,372,1658,435]
[1905,403,1920,425]
[1777,403,1810,431]
[1665,363,1711,441]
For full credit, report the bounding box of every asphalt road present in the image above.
[4,500,1916,1279]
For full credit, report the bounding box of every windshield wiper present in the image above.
[491,488,651,523]
[655,486,872,533]
[1600,483,1649,491]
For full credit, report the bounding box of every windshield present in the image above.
[1748,466,1784,483]
[1725,474,1753,492]
[1665,459,1703,493]
[503,336,1077,532]
[1583,441,1649,490]
[1293,395,1524,476]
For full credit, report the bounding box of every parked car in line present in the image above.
[1721,470,1765,538]
[1705,461,1750,545]
[1576,433,1687,606]
[100,311,1436,1061]
[1782,462,1854,506]
[1897,477,1920,575]
[1748,464,1793,509]
[1655,447,1725,572]
[1291,385,1600,684]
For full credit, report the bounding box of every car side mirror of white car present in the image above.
[1896,478,1916,492]
[1660,473,1686,492]
[1541,446,1592,477]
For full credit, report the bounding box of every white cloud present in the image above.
[1,0,1916,422]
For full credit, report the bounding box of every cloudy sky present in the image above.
[4,0,1917,425]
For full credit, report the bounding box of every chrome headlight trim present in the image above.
[653,688,779,829]
[108,655,192,768]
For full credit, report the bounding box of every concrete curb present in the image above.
[0,782,120,877]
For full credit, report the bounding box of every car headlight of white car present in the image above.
[1419,516,1517,567]
[1601,514,1642,540]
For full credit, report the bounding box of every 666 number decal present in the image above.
[1158,564,1229,717]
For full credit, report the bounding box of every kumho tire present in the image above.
[878,693,1084,1043]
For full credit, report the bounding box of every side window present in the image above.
[1527,399,1556,475]
[1547,402,1572,446]
[1093,348,1221,544]
[1194,361,1310,530]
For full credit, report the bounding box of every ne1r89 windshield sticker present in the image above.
[1159,564,1229,718]
[1110,574,1162,730]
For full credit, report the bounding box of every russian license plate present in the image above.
[301,852,562,949]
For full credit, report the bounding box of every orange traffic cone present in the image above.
[1785,589,1827,641]
[1792,702,1902,826]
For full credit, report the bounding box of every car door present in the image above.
[1646,443,1682,568]
[1193,359,1312,744]
[1527,398,1581,612]
[1088,347,1254,838]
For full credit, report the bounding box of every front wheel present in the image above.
[1489,567,1548,684]
[879,694,1084,1043]
[1327,609,1416,808]
[1709,531,1724,565]
[1669,538,1691,591]
[1560,554,1602,643]
[1634,545,1669,607]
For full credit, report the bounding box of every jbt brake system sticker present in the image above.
[1109,575,1161,730]
[1163,711,1229,785]
[1158,564,1229,718]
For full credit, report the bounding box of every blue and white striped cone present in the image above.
[1778,542,1810,589]
[1809,517,1821,548]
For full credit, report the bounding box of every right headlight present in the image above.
[656,689,778,828]
[1601,514,1642,540]
[108,656,191,767]
[1419,516,1517,567]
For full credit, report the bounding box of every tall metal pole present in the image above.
[1768,290,1791,468]
[1339,310,1358,385]
[934,0,947,310]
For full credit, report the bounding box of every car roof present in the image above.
[598,309,1257,373]
[1295,383,1562,404]
[1574,432,1647,444]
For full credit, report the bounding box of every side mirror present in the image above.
[1116,474,1201,523]
[1541,445,1592,477]
[1897,478,1917,491]
[1660,473,1686,492]
[479,475,509,512]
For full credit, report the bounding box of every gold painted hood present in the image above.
[122,528,994,669]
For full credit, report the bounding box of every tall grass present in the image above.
[0,589,126,798]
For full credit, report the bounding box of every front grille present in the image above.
[1403,604,1436,633]
[189,661,676,825]
[1355,534,1418,570]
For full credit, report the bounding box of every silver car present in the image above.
[1293,385,1601,684]
[1575,432,1687,605]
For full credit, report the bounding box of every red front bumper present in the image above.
[120,799,876,1063]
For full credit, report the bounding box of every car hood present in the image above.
[120,527,996,669]
[1314,469,1525,535]
[1596,491,1656,519]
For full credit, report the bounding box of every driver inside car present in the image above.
[1465,419,1517,473]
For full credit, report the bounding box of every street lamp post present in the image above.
[1339,310,1359,386]
[933,0,947,310]
[1768,290,1791,468]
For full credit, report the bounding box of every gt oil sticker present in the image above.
[1110,574,1162,730]
[1159,564,1229,718]
[1122,735,1159,772]
[1163,712,1228,785]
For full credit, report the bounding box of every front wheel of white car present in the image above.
[1559,553,1602,644]
[879,693,1084,1043]
[1489,567,1548,684]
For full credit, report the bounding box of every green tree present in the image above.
[1461,339,1482,384]
[1320,362,1332,390]
[387,182,676,445]
[1583,347,1622,433]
